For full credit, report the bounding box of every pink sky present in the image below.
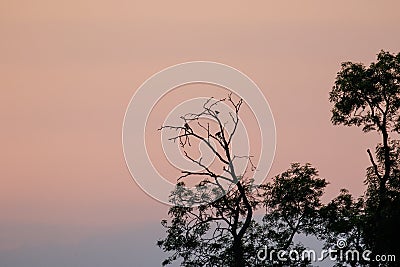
[1,1,399,266]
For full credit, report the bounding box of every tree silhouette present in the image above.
[157,50,400,266]
[262,163,326,250]
[319,189,366,267]
[158,94,257,266]
[157,94,327,266]
[328,50,400,265]
[260,163,327,266]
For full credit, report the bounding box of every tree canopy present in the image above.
[157,50,400,267]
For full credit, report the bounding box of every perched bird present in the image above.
[184,123,191,131]
[215,110,220,115]
[215,131,221,138]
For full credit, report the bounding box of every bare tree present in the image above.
[158,93,258,266]
[157,93,326,267]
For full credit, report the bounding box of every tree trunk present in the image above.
[232,237,245,267]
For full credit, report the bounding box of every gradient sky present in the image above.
[1,1,400,266]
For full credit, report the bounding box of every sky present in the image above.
[1,1,400,266]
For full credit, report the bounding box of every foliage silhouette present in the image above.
[157,50,400,266]
[327,50,400,266]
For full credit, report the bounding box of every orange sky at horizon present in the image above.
[1,1,399,264]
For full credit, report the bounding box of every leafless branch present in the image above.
[367,148,382,181]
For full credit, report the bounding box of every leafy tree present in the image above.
[329,50,400,265]
[319,189,366,267]
[260,163,328,266]
[262,163,326,250]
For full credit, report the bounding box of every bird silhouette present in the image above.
[184,123,191,131]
